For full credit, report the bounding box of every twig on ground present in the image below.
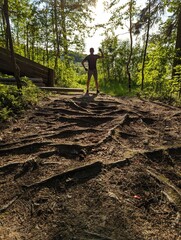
[0,195,20,213]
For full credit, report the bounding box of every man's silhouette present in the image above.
[82,47,104,94]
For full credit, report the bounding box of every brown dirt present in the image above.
[0,93,181,240]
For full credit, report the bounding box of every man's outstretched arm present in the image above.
[99,48,104,58]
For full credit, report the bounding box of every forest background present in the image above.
[0,0,181,103]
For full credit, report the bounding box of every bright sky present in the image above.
[85,0,108,53]
[85,0,146,54]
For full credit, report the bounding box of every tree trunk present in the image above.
[54,0,61,70]
[45,5,50,67]
[172,4,181,77]
[126,1,133,92]
[3,0,22,89]
[60,0,69,66]
[141,0,151,91]
[1,6,7,47]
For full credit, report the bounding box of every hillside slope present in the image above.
[0,94,181,240]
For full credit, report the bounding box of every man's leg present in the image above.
[93,70,99,93]
[87,70,92,93]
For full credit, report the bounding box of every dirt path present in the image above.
[0,94,181,240]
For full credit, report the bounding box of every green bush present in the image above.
[0,78,42,122]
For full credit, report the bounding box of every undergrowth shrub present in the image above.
[0,77,42,122]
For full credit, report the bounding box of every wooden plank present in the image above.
[0,57,49,79]
[0,47,54,86]
[0,47,49,72]
[0,54,48,77]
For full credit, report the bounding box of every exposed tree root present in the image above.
[0,157,132,213]
[46,115,129,158]
[38,150,57,159]
[45,106,90,116]
[69,99,94,114]
[106,158,131,169]
[46,128,101,140]
[144,146,181,166]
[147,168,181,211]
[0,95,181,239]
[143,98,180,110]
[95,114,129,147]
[0,162,21,173]
[49,143,90,158]
[0,158,41,177]
[0,142,51,156]
[22,161,103,190]
[84,230,114,240]
[14,159,40,180]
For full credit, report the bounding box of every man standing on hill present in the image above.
[82,47,104,94]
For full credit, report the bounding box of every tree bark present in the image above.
[60,0,69,66]
[126,1,133,92]
[141,0,151,91]
[3,0,22,89]
[172,5,181,77]
[1,5,7,48]
[54,0,60,70]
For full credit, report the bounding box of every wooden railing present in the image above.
[0,46,54,86]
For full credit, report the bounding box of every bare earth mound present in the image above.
[0,94,181,240]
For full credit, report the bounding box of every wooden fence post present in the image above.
[47,69,55,87]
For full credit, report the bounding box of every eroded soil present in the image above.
[0,94,181,240]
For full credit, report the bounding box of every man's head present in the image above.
[90,48,94,54]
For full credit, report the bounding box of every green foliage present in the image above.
[1,0,181,107]
[99,33,142,92]
[138,63,181,105]
[55,60,86,89]
[0,78,41,122]
[137,42,171,90]
[171,64,181,97]
[100,79,138,97]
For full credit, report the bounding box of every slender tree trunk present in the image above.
[16,22,20,47]
[45,5,50,67]
[1,6,7,47]
[31,33,35,61]
[126,1,133,92]
[172,4,181,77]
[51,4,56,65]
[141,0,151,90]
[60,0,69,66]
[3,0,22,89]
[54,0,60,70]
